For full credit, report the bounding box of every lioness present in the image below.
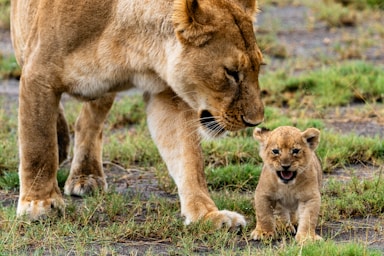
[250,126,322,242]
[11,0,264,227]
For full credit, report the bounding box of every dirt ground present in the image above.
[1,3,384,255]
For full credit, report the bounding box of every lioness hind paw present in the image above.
[17,197,65,221]
[64,174,107,197]
[205,210,246,229]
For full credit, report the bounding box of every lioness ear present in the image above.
[302,128,320,150]
[236,0,259,16]
[172,0,215,46]
[253,127,270,143]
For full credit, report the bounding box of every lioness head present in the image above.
[171,0,264,137]
[253,126,320,184]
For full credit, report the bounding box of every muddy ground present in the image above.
[0,3,384,255]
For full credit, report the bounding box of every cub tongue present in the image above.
[281,171,294,180]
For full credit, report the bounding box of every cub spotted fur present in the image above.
[11,0,264,228]
[251,126,322,242]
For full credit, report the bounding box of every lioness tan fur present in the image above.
[11,0,264,227]
[251,126,322,242]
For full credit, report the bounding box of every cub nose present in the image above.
[281,165,291,171]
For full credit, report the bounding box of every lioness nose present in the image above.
[241,115,263,127]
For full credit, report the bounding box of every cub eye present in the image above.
[272,149,280,155]
[224,68,240,84]
[292,148,300,154]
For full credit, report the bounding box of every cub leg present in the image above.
[251,193,276,240]
[146,90,246,229]
[17,76,64,220]
[274,204,296,234]
[295,196,322,243]
[64,93,115,196]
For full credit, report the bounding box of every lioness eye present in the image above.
[272,149,280,155]
[292,148,300,154]
[224,68,240,84]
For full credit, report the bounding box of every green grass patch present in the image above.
[319,132,384,170]
[280,240,381,256]
[311,0,360,27]
[207,163,262,192]
[333,0,384,10]
[322,175,384,221]
[0,0,10,29]
[0,97,18,173]
[261,61,384,109]
[0,54,21,80]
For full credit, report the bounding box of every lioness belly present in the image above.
[63,62,168,100]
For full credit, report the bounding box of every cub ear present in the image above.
[236,0,259,16]
[253,127,270,143]
[301,128,320,150]
[172,0,215,46]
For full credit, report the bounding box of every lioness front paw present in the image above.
[17,197,65,220]
[202,210,246,229]
[64,174,107,196]
[250,228,275,240]
[295,232,323,243]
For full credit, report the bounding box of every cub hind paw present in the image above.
[250,229,275,241]
[64,174,107,196]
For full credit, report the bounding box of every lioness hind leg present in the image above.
[145,90,246,229]
[17,76,65,220]
[64,93,115,196]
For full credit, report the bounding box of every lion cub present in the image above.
[250,126,322,243]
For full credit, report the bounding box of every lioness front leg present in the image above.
[146,90,246,229]
[17,76,65,220]
[64,94,115,196]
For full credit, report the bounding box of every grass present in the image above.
[1,85,383,254]
[1,0,384,254]
[322,175,384,221]
[0,54,20,80]
[260,61,384,109]
[0,0,10,29]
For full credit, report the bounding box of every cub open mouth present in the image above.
[200,110,226,135]
[277,171,297,184]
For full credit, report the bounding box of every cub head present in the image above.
[253,126,320,185]
[171,0,264,137]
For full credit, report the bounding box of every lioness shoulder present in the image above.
[250,126,322,243]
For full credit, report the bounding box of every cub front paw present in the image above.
[64,174,107,196]
[295,232,323,243]
[250,228,275,240]
[17,197,65,220]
